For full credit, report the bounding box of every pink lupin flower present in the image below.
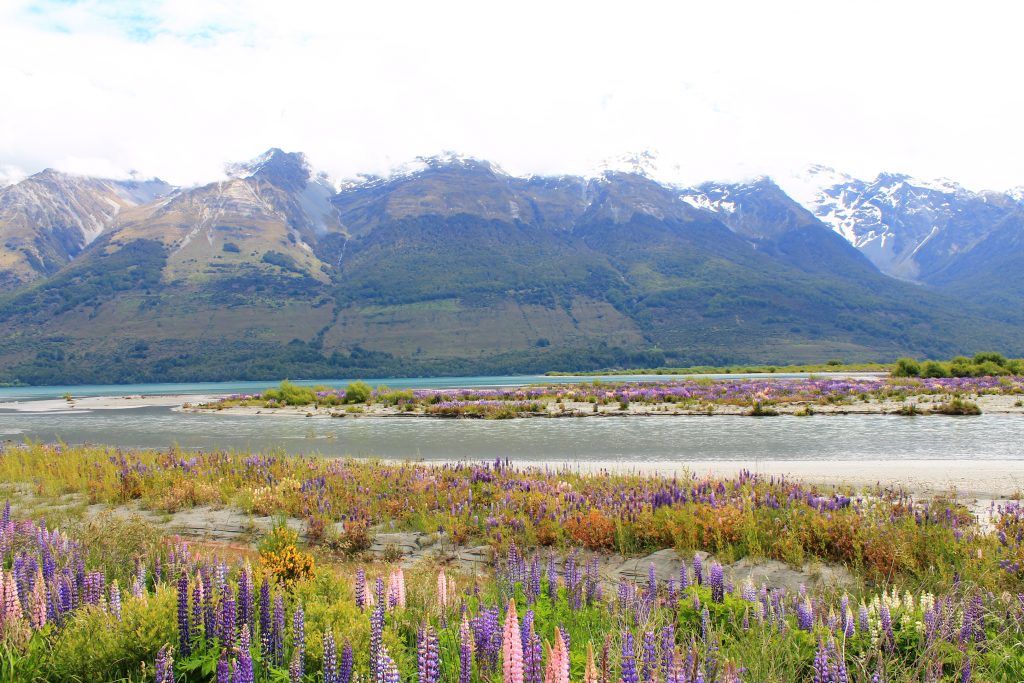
[584,642,597,683]
[502,600,524,683]
[396,567,407,608]
[544,630,569,683]
[388,567,407,609]
[29,567,46,629]
[437,570,448,611]
[3,573,23,623]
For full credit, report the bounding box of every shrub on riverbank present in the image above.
[892,352,1023,378]
[931,398,982,415]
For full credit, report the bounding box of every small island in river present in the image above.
[187,371,1024,419]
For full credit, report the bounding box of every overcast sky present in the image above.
[1,0,1022,190]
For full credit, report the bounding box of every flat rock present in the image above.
[370,532,427,554]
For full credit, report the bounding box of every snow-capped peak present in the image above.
[226,148,309,180]
[590,150,687,187]
[336,152,506,191]
[775,164,856,208]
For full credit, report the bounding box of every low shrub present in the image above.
[565,509,617,550]
[344,380,373,404]
[931,398,982,415]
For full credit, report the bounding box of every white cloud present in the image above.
[1,0,1023,190]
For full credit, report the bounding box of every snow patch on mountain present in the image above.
[679,188,738,214]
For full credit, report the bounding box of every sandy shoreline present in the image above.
[0,394,220,412]
[549,459,1023,499]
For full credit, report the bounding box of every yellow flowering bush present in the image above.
[260,545,315,586]
[258,522,315,586]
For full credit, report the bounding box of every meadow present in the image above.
[0,445,1021,681]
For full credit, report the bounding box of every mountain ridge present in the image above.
[0,149,1021,384]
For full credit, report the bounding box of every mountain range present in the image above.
[0,149,1021,384]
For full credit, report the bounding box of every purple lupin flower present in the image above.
[566,552,583,610]
[640,630,657,683]
[220,592,237,652]
[459,615,473,683]
[370,603,385,681]
[272,592,286,667]
[421,625,440,683]
[57,576,72,616]
[324,630,337,683]
[586,558,601,605]
[238,564,254,634]
[709,563,724,603]
[679,563,689,592]
[880,605,894,650]
[826,639,848,683]
[204,570,216,644]
[524,626,542,683]
[133,559,146,598]
[177,572,191,657]
[521,609,534,656]
[660,624,675,681]
[192,579,204,644]
[292,604,305,680]
[797,600,814,632]
[290,649,302,683]
[340,640,353,683]
[109,581,122,622]
[812,639,828,683]
[692,555,703,586]
[259,578,271,657]
[154,644,175,683]
[234,625,255,683]
[528,554,541,605]
[380,646,401,683]
[217,656,231,683]
[547,554,558,602]
[356,568,367,611]
[417,625,428,683]
[969,593,985,643]
[621,632,639,683]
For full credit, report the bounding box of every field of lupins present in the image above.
[201,376,1024,417]
[0,445,1021,681]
